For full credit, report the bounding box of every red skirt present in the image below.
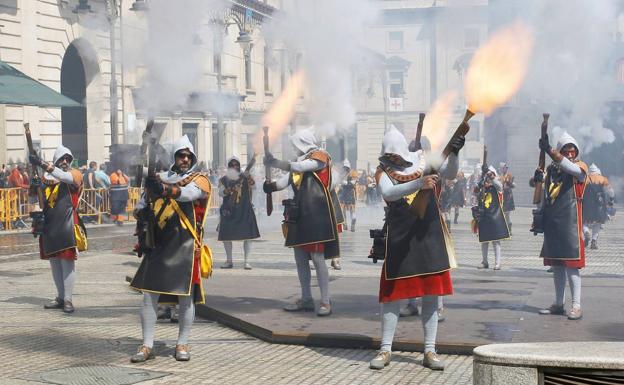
[191,249,201,285]
[379,268,453,303]
[39,238,77,261]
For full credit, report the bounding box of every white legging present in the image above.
[49,258,75,302]
[481,241,501,266]
[381,296,439,353]
[294,247,330,304]
[553,266,581,308]
[223,240,252,263]
[140,292,195,348]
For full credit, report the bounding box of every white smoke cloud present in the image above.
[123,0,228,114]
[521,0,621,153]
[265,0,380,136]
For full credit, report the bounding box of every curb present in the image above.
[125,276,475,355]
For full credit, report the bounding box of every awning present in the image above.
[0,61,82,107]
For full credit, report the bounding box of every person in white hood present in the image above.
[473,165,509,270]
[218,155,260,269]
[582,163,614,250]
[130,135,212,362]
[369,126,465,371]
[29,145,85,314]
[263,128,341,317]
[535,131,588,320]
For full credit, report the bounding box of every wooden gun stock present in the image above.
[441,109,474,159]
[415,113,425,149]
[24,123,45,207]
[533,113,549,204]
[263,126,273,216]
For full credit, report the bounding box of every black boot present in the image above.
[351,218,356,232]
[590,240,598,250]
[454,212,459,224]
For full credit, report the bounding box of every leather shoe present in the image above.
[423,351,445,370]
[130,345,153,363]
[317,302,332,317]
[539,304,565,315]
[44,297,64,310]
[175,344,191,361]
[283,298,315,312]
[567,307,583,320]
[63,300,75,314]
[369,351,391,370]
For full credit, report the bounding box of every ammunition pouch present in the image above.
[368,228,386,263]
[471,206,483,221]
[530,208,544,235]
[282,199,299,224]
[29,210,45,237]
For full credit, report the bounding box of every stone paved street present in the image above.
[0,206,620,384]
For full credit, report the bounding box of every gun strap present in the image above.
[169,199,202,247]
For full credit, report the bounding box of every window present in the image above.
[182,123,198,151]
[245,53,252,90]
[464,28,480,49]
[264,46,271,92]
[388,31,404,51]
[388,71,404,98]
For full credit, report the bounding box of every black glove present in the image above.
[29,153,45,168]
[263,181,277,194]
[539,134,551,152]
[408,140,421,152]
[30,176,41,188]
[533,168,544,183]
[449,135,466,154]
[263,152,276,166]
[145,176,164,196]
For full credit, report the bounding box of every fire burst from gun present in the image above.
[464,21,534,116]
[423,90,458,151]
[254,70,306,154]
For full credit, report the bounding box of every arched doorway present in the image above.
[61,40,100,165]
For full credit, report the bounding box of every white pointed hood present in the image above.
[488,165,498,177]
[159,135,198,183]
[343,159,351,169]
[52,145,73,165]
[169,135,197,172]
[589,163,601,175]
[556,131,580,154]
[227,155,241,167]
[290,128,319,155]
[379,125,412,168]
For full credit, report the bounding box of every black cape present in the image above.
[284,165,340,260]
[582,183,608,224]
[476,185,510,242]
[131,175,209,304]
[383,171,455,279]
[217,175,260,241]
[42,181,81,256]
[540,163,585,261]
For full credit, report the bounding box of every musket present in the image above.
[478,145,488,199]
[136,119,154,188]
[415,112,425,150]
[533,113,549,204]
[263,126,273,216]
[441,109,474,160]
[24,123,45,208]
[135,119,156,256]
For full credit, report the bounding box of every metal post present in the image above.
[108,2,119,145]
[381,70,388,133]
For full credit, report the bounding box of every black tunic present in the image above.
[383,171,455,279]
[130,174,210,304]
[582,183,608,224]
[217,175,260,241]
[541,163,586,261]
[42,182,79,256]
[283,161,340,260]
[476,185,510,242]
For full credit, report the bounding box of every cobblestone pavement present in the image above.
[0,206,620,384]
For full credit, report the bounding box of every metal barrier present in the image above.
[0,184,224,230]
